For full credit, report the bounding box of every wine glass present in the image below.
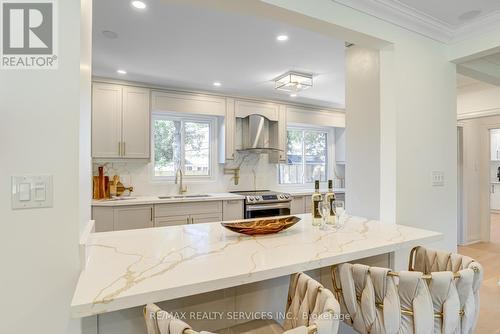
[319,200,330,230]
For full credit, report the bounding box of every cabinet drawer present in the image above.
[155,216,190,227]
[155,201,222,217]
[191,213,223,224]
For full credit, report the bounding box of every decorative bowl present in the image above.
[221,216,301,235]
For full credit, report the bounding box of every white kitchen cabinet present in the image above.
[491,184,500,211]
[92,83,122,158]
[222,199,244,221]
[92,83,150,159]
[155,216,190,227]
[92,205,153,232]
[191,212,223,224]
[113,205,154,231]
[270,105,288,163]
[219,98,236,163]
[122,86,150,158]
[234,99,279,121]
[304,195,312,214]
[155,201,223,227]
[290,195,306,215]
[335,127,346,164]
[491,129,500,161]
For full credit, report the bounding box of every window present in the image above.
[153,114,214,178]
[279,128,328,184]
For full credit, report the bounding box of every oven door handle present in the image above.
[246,203,291,211]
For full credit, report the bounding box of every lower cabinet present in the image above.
[154,201,223,227]
[92,205,154,232]
[290,195,307,215]
[91,199,243,231]
[222,200,244,220]
[491,184,500,211]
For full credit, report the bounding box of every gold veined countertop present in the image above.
[71,213,441,317]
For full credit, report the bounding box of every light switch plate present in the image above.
[12,175,53,209]
[431,171,445,187]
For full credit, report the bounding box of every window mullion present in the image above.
[180,120,186,173]
[302,130,306,184]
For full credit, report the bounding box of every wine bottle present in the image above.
[311,180,322,226]
[325,180,336,224]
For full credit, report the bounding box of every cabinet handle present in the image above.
[150,207,153,221]
[118,142,121,156]
[191,217,194,224]
[186,217,190,224]
[493,185,495,194]
[123,142,126,156]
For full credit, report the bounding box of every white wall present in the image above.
[261,0,458,259]
[345,46,380,219]
[0,1,91,334]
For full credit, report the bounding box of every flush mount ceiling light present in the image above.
[117,69,127,75]
[213,81,221,87]
[276,35,288,41]
[275,71,313,92]
[289,93,297,97]
[131,1,146,9]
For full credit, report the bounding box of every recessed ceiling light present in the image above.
[117,69,127,75]
[276,35,289,41]
[102,30,118,39]
[131,1,146,9]
[213,82,221,87]
[290,93,297,97]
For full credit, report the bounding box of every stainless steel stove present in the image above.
[231,190,291,219]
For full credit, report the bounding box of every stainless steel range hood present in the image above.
[238,114,282,154]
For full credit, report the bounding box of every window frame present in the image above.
[151,112,217,182]
[279,125,334,185]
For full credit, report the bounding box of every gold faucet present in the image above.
[175,168,187,194]
[224,167,240,185]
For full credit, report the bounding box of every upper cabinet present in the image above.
[92,83,150,159]
[491,129,500,161]
[335,127,346,164]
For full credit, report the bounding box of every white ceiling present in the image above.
[92,0,346,108]
[334,0,500,42]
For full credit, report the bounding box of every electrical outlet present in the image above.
[431,171,444,187]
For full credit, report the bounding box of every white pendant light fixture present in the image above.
[275,71,313,92]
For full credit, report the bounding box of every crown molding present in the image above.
[333,0,500,44]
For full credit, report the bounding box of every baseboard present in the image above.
[459,239,482,246]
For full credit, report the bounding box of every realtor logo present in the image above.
[1,0,58,69]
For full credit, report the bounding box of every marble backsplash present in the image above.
[92,153,282,196]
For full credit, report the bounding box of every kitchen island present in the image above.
[71,214,442,319]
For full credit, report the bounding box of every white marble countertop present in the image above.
[71,214,441,317]
[92,192,245,207]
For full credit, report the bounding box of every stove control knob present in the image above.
[278,194,284,200]
[248,196,254,202]
[284,194,290,199]
[255,196,261,201]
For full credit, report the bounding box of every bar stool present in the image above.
[144,272,341,334]
[331,246,483,334]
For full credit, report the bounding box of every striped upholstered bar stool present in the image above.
[331,246,483,334]
[144,272,341,334]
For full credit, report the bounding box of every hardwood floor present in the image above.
[458,214,500,334]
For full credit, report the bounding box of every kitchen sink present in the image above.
[158,194,211,199]
[106,197,136,201]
